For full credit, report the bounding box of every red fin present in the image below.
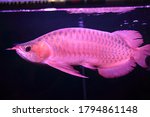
[44,61,88,78]
[98,59,136,78]
[134,44,150,68]
[113,30,143,48]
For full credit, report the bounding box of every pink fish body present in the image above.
[8,28,150,78]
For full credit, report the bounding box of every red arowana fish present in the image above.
[7,28,150,78]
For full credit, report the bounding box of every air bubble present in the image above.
[123,20,129,25]
[124,22,129,25]
[133,20,139,23]
[142,23,147,25]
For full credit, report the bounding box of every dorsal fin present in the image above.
[113,30,143,48]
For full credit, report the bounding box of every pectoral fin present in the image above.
[44,61,88,78]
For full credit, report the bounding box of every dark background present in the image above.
[0,7,150,100]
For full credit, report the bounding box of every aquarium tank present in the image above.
[0,0,150,100]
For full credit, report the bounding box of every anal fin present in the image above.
[44,61,88,78]
[98,59,136,78]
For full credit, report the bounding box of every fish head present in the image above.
[7,40,51,63]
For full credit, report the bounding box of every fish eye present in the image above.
[25,46,31,52]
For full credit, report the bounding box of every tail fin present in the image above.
[134,44,150,68]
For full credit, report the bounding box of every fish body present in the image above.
[8,28,150,78]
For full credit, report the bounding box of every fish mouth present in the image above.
[6,45,21,51]
[6,46,26,59]
[6,45,32,62]
[12,46,29,61]
[6,47,17,50]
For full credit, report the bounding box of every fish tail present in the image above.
[134,44,150,68]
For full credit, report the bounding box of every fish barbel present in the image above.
[7,28,150,78]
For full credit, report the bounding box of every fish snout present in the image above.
[6,46,20,51]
